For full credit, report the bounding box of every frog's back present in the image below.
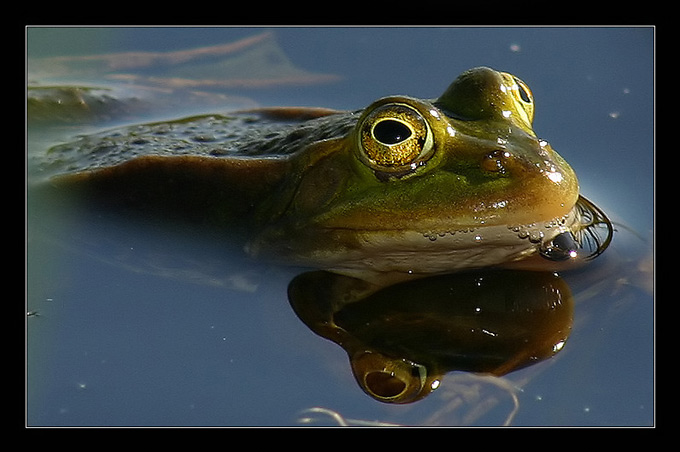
[34,107,355,181]
[29,107,357,231]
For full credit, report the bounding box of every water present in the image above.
[26,26,654,427]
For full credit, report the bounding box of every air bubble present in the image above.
[422,232,438,241]
[540,232,579,261]
[528,230,544,243]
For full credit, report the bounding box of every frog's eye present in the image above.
[357,103,435,174]
[514,77,532,103]
[350,351,437,404]
[510,76,534,124]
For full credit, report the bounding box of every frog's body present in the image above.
[35,67,611,277]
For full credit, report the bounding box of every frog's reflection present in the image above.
[288,269,573,404]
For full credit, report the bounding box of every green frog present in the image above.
[34,67,611,279]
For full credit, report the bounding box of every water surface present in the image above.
[26,26,654,426]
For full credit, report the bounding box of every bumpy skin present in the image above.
[38,67,591,277]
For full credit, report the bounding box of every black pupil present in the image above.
[373,120,412,144]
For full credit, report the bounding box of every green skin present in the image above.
[41,67,597,279]
[247,68,580,276]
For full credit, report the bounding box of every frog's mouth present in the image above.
[251,195,612,277]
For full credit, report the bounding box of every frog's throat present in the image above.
[324,208,581,275]
[248,197,607,276]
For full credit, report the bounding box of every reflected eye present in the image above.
[364,369,409,399]
[350,350,436,404]
[357,103,435,174]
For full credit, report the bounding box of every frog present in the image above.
[33,66,612,280]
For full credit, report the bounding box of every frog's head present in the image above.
[252,67,594,275]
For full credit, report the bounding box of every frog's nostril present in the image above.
[481,149,511,174]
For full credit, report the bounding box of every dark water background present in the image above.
[26,26,654,426]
